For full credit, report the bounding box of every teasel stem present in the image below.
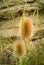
[23,38,29,57]
[19,58,22,65]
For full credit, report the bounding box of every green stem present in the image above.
[19,58,22,65]
[23,39,28,57]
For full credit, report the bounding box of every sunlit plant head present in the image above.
[14,41,26,58]
[20,17,34,40]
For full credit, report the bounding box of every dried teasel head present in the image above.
[20,17,34,40]
[14,41,26,58]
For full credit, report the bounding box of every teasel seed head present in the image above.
[14,41,26,58]
[20,17,34,40]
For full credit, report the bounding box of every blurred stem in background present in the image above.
[35,3,39,31]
